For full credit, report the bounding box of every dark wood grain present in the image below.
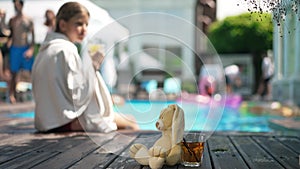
[230,136,284,169]
[253,136,300,169]
[208,135,249,169]
[0,115,299,169]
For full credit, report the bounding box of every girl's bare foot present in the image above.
[9,95,16,104]
[115,113,140,130]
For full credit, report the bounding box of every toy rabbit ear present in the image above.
[171,104,185,147]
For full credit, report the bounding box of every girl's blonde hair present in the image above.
[55,2,90,32]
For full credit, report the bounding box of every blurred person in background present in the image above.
[44,9,56,32]
[253,53,274,101]
[0,8,11,81]
[7,0,35,103]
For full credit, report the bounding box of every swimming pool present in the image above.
[6,100,284,132]
[114,100,283,132]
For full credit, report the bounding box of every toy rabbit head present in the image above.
[156,104,185,146]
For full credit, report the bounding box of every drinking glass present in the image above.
[181,132,205,167]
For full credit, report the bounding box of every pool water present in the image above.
[114,100,283,132]
[8,111,34,118]
[6,100,284,132]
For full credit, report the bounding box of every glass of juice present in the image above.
[181,132,205,167]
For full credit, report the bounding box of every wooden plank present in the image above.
[69,150,117,169]
[30,134,111,169]
[0,120,35,134]
[67,132,119,169]
[0,134,89,168]
[0,133,14,143]
[69,132,137,169]
[0,149,57,169]
[106,132,156,169]
[0,133,69,165]
[0,132,79,147]
[253,136,299,169]
[0,135,56,164]
[0,130,299,169]
[201,142,212,169]
[162,165,180,169]
[207,135,249,169]
[230,136,284,169]
[276,136,300,154]
[0,114,35,134]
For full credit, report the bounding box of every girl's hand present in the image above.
[91,51,104,70]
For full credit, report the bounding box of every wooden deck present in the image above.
[0,103,299,168]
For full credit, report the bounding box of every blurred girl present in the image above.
[32,2,138,132]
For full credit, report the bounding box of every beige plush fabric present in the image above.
[171,104,185,147]
[129,104,185,169]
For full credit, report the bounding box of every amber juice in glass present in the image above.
[181,133,205,167]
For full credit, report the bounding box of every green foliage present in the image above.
[181,81,197,93]
[208,12,273,53]
[34,44,41,56]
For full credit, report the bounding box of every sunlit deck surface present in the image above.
[0,102,299,169]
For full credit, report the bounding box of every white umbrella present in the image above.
[0,0,129,43]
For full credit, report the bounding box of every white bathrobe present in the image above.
[32,32,117,132]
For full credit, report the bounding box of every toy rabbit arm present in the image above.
[166,144,182,165]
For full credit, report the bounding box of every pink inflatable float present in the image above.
[177,92,242,109]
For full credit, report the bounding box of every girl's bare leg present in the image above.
[114,113,139,130]
[68,113,140,132]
